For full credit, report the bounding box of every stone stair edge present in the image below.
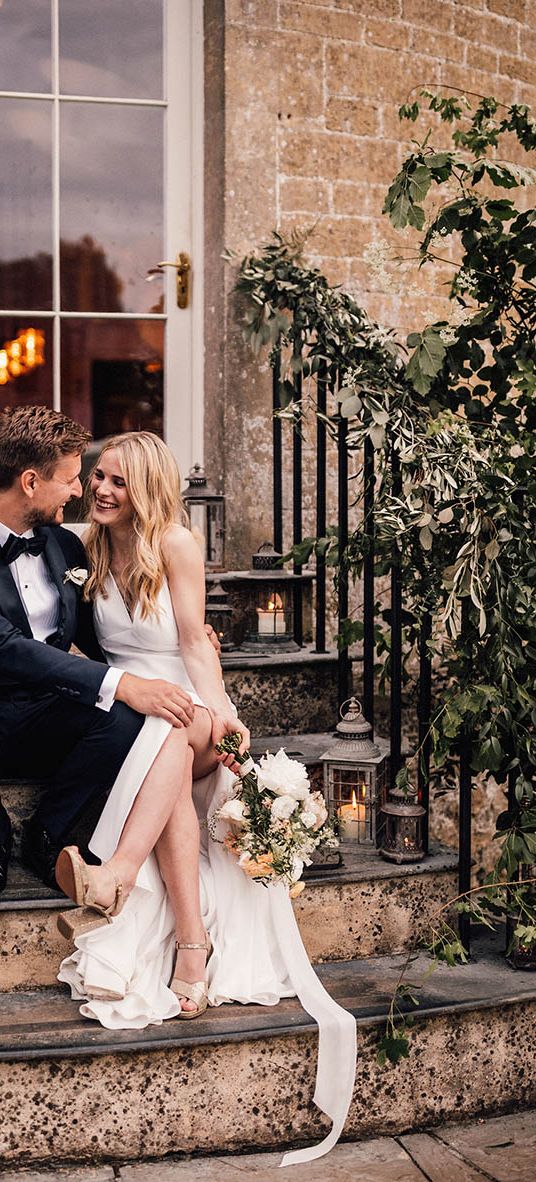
[0,843,459,913]
[2,977,535,1065]
[1,932,535,1063]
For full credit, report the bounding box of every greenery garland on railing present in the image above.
[227,91,536,1057]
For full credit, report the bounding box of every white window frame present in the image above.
[0,0,204,476]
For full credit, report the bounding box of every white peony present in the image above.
[217,798,247,826]
[300,809,317,829]
[270,794,298,821]
[257,749,310,801]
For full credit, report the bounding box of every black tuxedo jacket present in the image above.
[0,525,108,709]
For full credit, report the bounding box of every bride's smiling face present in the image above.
[90,448,134,527]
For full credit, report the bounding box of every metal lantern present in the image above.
[205,581,234,652]
[380,784,426,864]
[183,464,225,569]
[239,542,298,652]
[320,698,389,847]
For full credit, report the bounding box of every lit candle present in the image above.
[257,593,286,636]
[338,787,367,841]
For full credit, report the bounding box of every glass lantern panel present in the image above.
[327,766,374,812]
[328,765,375,844]
[206,502,224,568]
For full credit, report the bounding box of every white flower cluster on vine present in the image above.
[363,238,426,301]
[439,302,475,344]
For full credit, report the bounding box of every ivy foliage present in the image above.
[229,92,536,917]
[385,91,536,413]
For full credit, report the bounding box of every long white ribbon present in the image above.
[237,755,256,777]
[269,884,357,1167]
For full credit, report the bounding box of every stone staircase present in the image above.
[0,764,535,1169]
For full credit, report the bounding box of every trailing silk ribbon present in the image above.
[215,733,357,1166]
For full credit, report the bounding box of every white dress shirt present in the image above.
[0,520,121,710]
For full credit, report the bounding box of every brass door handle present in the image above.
[146,252,191,308]
[175,252,191,309]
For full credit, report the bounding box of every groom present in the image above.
[0,405,208,891]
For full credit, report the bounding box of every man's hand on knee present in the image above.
[115,672,195,727]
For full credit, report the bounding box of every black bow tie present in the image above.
[1,532,46,564]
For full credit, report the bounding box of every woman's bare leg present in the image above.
[67,726,193,907]
[154,706,217,1010]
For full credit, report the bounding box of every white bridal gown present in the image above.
[59,575,356,1166]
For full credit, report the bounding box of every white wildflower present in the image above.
[308,791,329,831]
[291,856,304,883]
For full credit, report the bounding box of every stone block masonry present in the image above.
[204,0,535,567]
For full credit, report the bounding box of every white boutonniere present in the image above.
[63,566,88,587]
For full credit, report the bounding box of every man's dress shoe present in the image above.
[0,801,12,891]
[20,816,61,891]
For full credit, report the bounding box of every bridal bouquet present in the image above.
[212,733,338,896]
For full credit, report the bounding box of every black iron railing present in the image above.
[270,346,473,953]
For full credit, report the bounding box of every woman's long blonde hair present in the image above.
[83,432,189,619]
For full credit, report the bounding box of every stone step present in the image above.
[0,929,534,1168]
[0,842,458,990]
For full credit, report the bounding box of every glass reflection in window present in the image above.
[59,0,163,100]
[0,317,52,412]
[61,317,164,436]
[0,0,51,95]
[0,100,53,310]
[60,104,164,314]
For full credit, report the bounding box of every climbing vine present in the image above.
[228,91,536,1043]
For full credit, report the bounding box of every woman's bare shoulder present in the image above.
[162,523,203,569]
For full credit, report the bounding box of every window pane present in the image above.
[60,317,164,441]
[0,100,53,310]
[60,104,164,314]
[0,0,51,94]
[0,317,52,411]
[59,0,163,100]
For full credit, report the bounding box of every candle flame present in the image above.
[351,789,357,809]
[267,592,284,612]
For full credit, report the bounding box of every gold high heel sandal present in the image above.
[55,845,124,941]
[170,932,212,1020]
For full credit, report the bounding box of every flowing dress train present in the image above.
[58,575,356,1165]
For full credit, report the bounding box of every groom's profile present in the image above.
[0,405,199,892]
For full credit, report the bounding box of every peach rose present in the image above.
[240,852,275,878]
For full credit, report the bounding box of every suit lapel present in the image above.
[40,527,74,642]
[0,559,33,637]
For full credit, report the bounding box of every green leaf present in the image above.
[406,329,446,394]
[409,164,432,203]
[340,394,362,419]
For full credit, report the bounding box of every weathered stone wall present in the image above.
[204,0,534,567]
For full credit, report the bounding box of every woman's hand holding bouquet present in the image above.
[212,733,338,897]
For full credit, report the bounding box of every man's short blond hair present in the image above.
[0,405,92,490]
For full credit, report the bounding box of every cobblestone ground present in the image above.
[2,1110,535,1182]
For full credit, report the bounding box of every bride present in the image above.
[56,431,356,1165]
